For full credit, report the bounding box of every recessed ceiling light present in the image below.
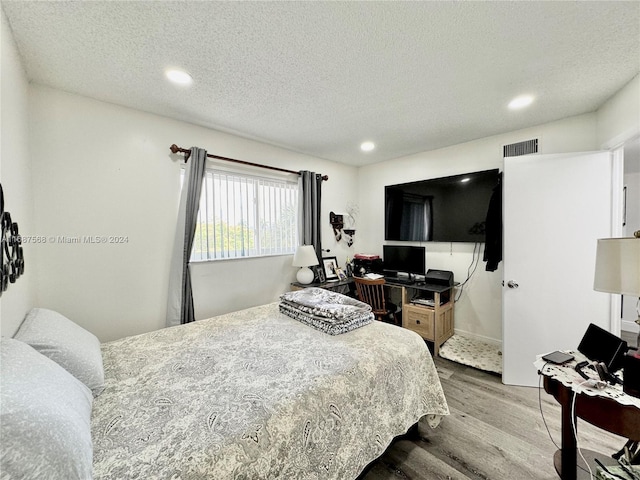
[508,95,534,110]
[165,68,193,86]
[461,177,470,183]
[360,141,375,152]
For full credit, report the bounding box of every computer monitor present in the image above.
[383,245,426,278]
[577,323,627,372]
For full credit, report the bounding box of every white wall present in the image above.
[0,9,36,336]
[28,85,358,342]
[357,114,599,343]
[598,75,640,149]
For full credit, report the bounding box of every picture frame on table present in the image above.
[314,264,326,283]
[335,268,347,281]
[322,256,339,281]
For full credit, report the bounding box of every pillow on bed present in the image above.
[14,307,105,396]
[0,338,93,480]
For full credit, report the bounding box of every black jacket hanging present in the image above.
[483,175,502,272]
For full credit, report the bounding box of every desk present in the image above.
[290,278,457,356]
[540,358,640,480]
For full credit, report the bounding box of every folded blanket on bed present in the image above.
[280,287,372,319]
[279,302,373,335]
[279,287,373,334]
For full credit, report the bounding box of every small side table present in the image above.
[537,353,640,480]
[290,278,356,297]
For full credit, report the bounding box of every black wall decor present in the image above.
[0,184,24,295]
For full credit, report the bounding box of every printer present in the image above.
[422,269,454,303]
[424,269,454,287]
[353,253,383,277]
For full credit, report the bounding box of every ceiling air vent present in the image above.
[503,139,538,157]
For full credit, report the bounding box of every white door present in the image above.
[502,151,612,386]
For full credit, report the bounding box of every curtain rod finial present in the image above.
[170,144,191,162]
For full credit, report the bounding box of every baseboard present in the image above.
[453,328,502,349]
[622,319,639,333]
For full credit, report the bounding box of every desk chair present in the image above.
[353,277,400,325]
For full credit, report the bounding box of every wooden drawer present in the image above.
[403,305,434,339]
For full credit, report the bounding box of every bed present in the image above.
[2,299,449,479]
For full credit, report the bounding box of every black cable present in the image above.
[467,243,481,281]
[455,243,481,302]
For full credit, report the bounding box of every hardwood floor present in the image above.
[361,356,627,480]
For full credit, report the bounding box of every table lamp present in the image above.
[292,245,319,284]
[594,234,640,350]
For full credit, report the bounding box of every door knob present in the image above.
[507,280,519,289]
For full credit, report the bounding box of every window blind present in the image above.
[188,169,298,261]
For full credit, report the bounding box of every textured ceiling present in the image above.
[2,1,639,166]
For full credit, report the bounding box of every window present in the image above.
[183,167,299,261]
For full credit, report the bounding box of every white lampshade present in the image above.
[594,238,640,295]
[292,245,319,267]
[292,245,319,284]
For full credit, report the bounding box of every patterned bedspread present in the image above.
[91,303,449,479]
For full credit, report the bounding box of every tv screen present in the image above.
[385,169,500,242]
[383,245,426,276]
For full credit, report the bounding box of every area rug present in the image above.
[439,333,502,374]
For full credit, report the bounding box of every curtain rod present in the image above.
[170,144,328,181]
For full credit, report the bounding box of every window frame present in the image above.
[182,163,300,263]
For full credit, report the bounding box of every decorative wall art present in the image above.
[329,212,343,242]
[0,184,25,296]
[329,204,359,247]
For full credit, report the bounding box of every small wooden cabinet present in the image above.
[401,287,455,357]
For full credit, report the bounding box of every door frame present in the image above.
[610,145,624,335]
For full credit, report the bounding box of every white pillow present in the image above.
[0,338,94,480]
[14,308,105,396]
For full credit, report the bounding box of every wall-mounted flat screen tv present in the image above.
[385,169,500,243]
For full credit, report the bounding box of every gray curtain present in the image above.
[166,147,207,327]
[299,171,323,269]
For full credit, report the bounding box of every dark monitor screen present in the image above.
[383,245,426,276]
[577,323,627,372]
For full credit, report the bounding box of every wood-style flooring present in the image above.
[361,354,630,480]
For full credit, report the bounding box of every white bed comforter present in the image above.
[91,302,449,479]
